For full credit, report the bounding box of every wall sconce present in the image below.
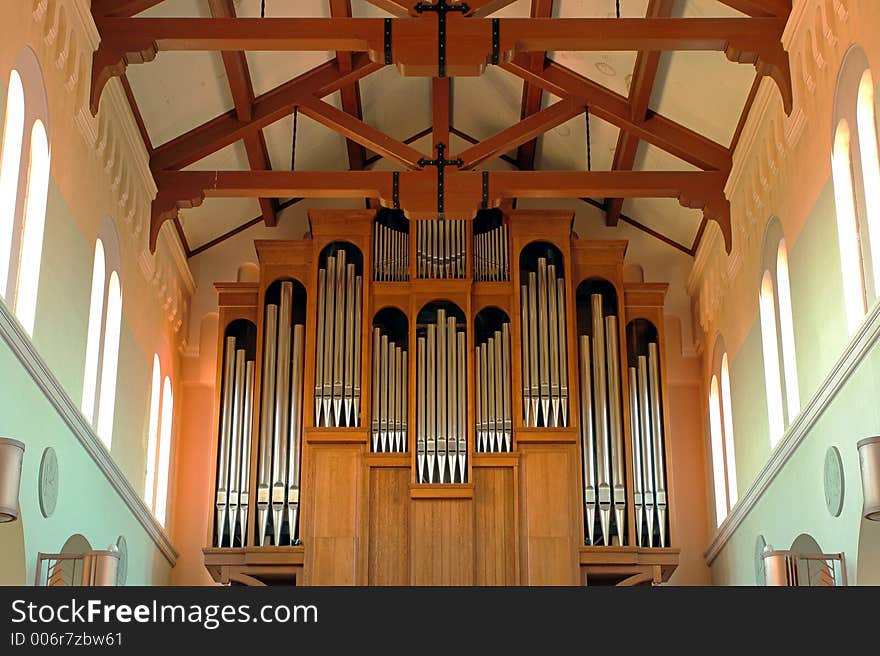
[858,436,880,521]
[0,438,25,523]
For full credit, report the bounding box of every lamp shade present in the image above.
[0,438,25,522]
[858,436,880,521]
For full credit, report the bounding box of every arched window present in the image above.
[81,220,123,448]
[708,339,738,526]
[831,46,880,332]
[759,222,800,447]
[0,49,51,336]
[144,357,174,527]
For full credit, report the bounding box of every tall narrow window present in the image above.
[832,119,867,332]
[155,377,173,526]
[81,221,123,449]
[15,119,50,335]
[143,355,161,509]
[0,50,51,333]
[709,341,738,526]
[720,353,738,506]
[857,69,880,295]
[0,69,24,298]
[776,242,800,420]
[760,271,785,445]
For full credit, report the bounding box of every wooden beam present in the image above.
[363,0,417,17]
[457,97,583,170]
[208,0,276,226]
[715,0,791,17]
[150,169,730,254]
[449,126,519,168]
[605,0,673,226]
[297,97,426,169]
[330,0,367,172]
[150,56,382,171]
[466,0,521,18]
[91,17,792,113]
[91,0,167,17]
[433,77,451,151]
[503,56,732,172]
[516,0,554,172]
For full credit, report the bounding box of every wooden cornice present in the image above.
[149,169,730,255]
[90,17,793,115]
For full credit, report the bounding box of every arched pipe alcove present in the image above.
[373,209,410,282]
[473,209,509,282]
[213,318,257,550]
[576,277,626,547]
[625,318,668,550]
[474,307,512,453]
[314,242,363,429]
[254,278,308,548]
[518,241,569,429]
[371,307,409,453]
[415,301,467,484]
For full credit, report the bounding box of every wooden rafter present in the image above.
[150,56,382,171]
[502,56,732,172]
[433,77,451,151]
[330,0,368,172]
[517,0,554,172]
[605,0,674,226]
[716,0,791,17]
[150,169,730,255]
[208,0,277,226]
[90,17,792,114]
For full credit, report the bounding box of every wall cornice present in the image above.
[0,300,178,566]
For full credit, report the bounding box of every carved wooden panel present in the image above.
[410,499,474,585]
[473,466,518,585]
[368,467,410,585]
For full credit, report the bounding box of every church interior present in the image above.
[1,0,879,587]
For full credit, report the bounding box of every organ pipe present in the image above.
[475,320,512,452]
[474,223,509,281]
[579,292,625,546]
[416,307,467,483]
[521,258,569,428]
[315,250,363,428]
[254,281,307,546]
[215,333,256,548]
[371,323,408,453]
[417,220,466,279]
[373,222,409,281]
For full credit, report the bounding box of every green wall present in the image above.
[712,178,880,584]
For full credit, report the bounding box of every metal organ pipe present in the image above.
[417,308,467,483]
[257,304,277,545]
[475,320,512,453]
[578,292,626,546]
[216,336,236,548]
[637,356,655,547]
[373,222,409,281]
[271,282,293,547]
[648,342,668,547]
[474,223,509,282]
[417,220,466,279]
[371,320,408,453]
[520,259,568,428]
[628,368,645,548]
[315,250,363,428]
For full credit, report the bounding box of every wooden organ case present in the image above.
[203,209,680,586]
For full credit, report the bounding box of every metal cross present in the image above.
[418,143,463,217]
[414,0,471,78]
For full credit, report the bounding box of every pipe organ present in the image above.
[417,219,467,279]
[205,211,683,587]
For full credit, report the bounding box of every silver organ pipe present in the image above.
[474,223,509,282]
[373,222,409,281]
[520,259,568,428]
[239,360,255,543]
[215,337,235,547]
[475,321,512,452]
[648,342,668,547]
[417,220,466,279]
[315,251,363,428]
[417,308,467,483]
[626,336,668,548]
[252,282,307,546]
[578,293,626,546]
[228,349,246,545]
[371,324,408,453]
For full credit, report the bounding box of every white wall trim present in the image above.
[704,298,880,564]
[0,300,178,566]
